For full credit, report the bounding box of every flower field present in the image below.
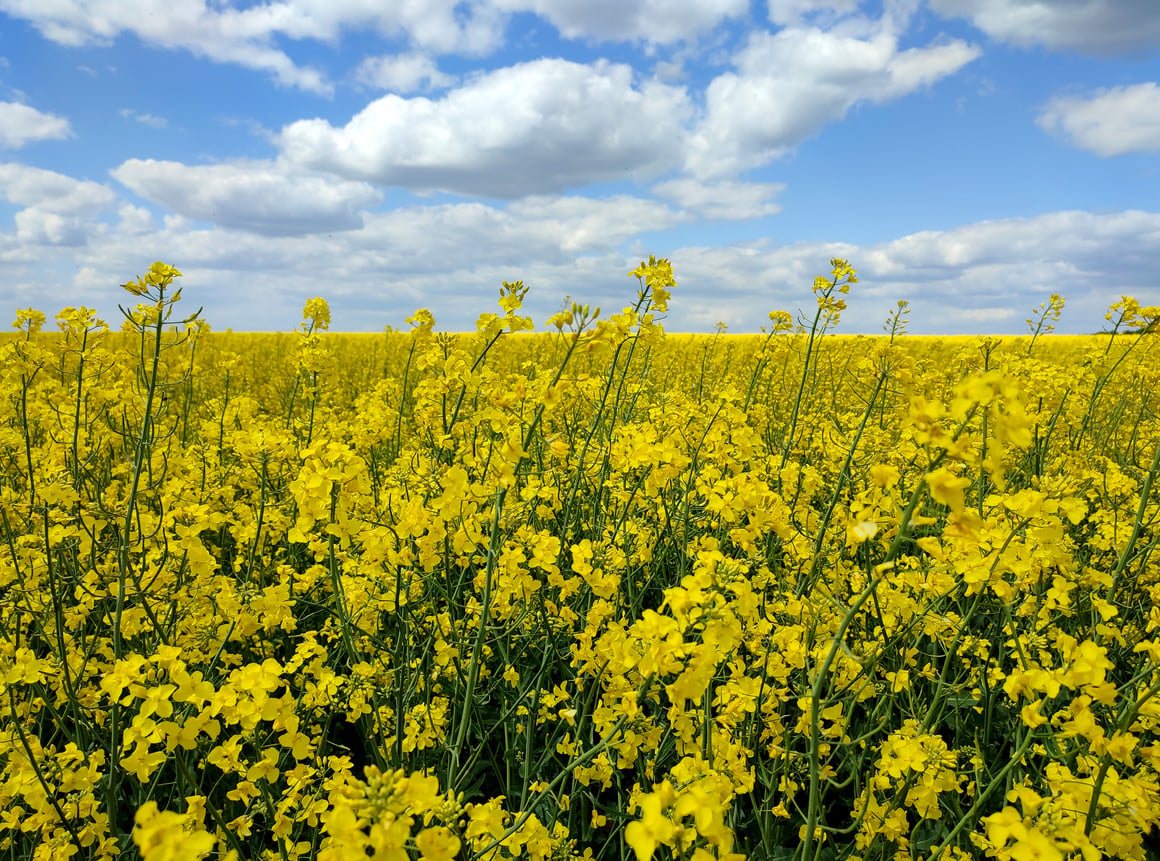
[3,259,1160,861]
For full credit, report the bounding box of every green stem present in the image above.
[1105,438,1160,606]
[795,370,887,598]
[800,575,882,861]
[927,727,1040,859]
[110,293,167,840]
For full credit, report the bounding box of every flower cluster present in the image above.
[0,260,1158,861]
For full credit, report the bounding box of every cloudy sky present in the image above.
[1,0,1158,334]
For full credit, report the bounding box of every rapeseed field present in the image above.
[2,259,1159,860]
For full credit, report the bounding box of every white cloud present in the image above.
[958,307,1016,322]
[0,0,334,93]
[14,209,89,246]
[491,0,748,43]
[0,189,690,327]
[279,58,693,197]
[850,210,1160,328]
[355,53,456,93]
[225,0,508,55]
[884,40,982,94]
[116,204,156,235]
[110,159,384,235]
[873,210,1160,274]
[506,195,689,252]
[0,163,116,213]
[0,0,512,92]
[120,108,169,129]
[3,197,1158,334]
[651,178,784,219]
[685,28,980,177]
[326,196,686,274]
[72,266,108,291]
[61,178,682,281]
[0,235,37,265]
[929,0,1160,55]
[0,165,114,252]
[1037,83,1160,156]
[627,210,1160,333]
[0,102,73,148]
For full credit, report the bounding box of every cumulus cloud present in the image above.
[0,102,73,148]
[0,0,516,92]
[0,163,116,213]
[0,189,690,327]
[685,28,980,177]
[491,0,748,44]
[14,209,89,246]
[928,0,1160,56]
[355,53,456,93]
[506,195,689,252]
[651,178,784,219]
[958,307,1016,322]
[662,211,1160,332]
[0,164,116,253]
[116,204,156,235]
[279,58,693,198]
[879,210,1160,274]
[0,0,334,93]
[273,10,980,197]
[328,195,686,275]
[0,233,37,266]
[844,210,1160,329]
[38,176,681,282]
[8,182,1157,334]
[1037,83,1160,156]
[110,159,384,236]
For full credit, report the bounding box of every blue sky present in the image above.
[1,0,1158,334]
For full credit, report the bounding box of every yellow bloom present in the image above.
[302,296,331,331]
[925,466,971,511]
[415,826,460,861]
[132,802,215,861]
[625,787,677,861]
[847,518,878,545]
